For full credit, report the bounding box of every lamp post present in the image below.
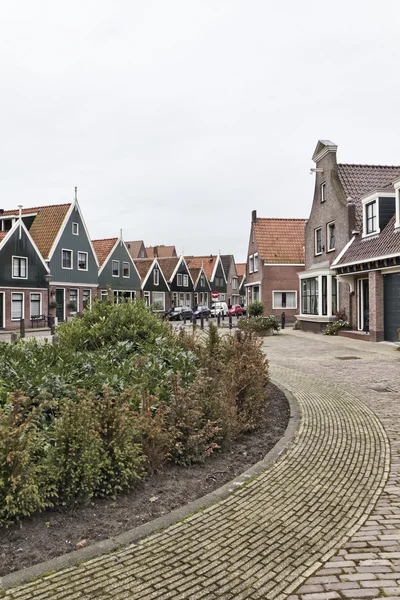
[45,273,54,334]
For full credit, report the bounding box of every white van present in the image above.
[210,301,229,317]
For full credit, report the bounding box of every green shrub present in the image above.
[324,319,350,336]
[136,397,172,474]
[0,393,50,525]
[238,315,280,335]
[46,396,103,507]
[248,301,264,317]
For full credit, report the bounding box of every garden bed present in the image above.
[0,382,289,577]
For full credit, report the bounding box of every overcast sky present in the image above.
[1,1,400,262]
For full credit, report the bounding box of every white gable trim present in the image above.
[0,220,50,273]
[168,255,195,286]
[142,258,170,290]
[331,237,355,267]
[47,200,99,267]
[210,255,227,283]
[193,266,212,290]
[97,238,120,276]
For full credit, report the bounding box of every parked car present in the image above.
[164,306,193,321]
[193,305,211,319]
[210,301,229,317]
[240,303,247,316]
[228,304,243,317]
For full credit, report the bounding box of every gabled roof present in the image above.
[220,255,233,277]
[155,257,179,281]
[2,203,71,259]
[236,263,246,277]
[0,219,50,272]
[253,218,306,264]
[146,245,177,258]
[132,258,154,283]
[92,238,118,268]
[185,255,225,281]
[333,215,400,267]
[126,240,147,259]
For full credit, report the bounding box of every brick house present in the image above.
[156,256,194,309]
[185,255,227,302]
[300,139,400,340]
[246,211,306,321]
[221,255,240,307]
[236,263,246,304]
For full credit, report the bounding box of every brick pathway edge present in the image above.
[0,381,299,591]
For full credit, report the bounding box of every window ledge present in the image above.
[297,314,337,323]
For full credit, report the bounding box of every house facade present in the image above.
[157,256,194,309]
[133,258,170,312]
[186,255,227,302]
[146,245,177,258]
[300,139,400,341]
[93,236,141,303]
[189,266,211,307]
[0,218,50,330]
[221,255,240,306]
[246,211,306,321]
[236,263,246,304]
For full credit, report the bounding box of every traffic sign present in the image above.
[211,291,219,300]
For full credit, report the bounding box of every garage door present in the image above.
[384,273,400,341]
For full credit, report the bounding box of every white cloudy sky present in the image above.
[1,1,400,261]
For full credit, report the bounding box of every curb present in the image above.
[0,380,300,591]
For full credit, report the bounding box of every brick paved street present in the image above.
[2,331,400,599]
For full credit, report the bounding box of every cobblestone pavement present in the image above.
[3,332,393,599]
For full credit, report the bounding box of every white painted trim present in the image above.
[362,198,380,238]
[112,260,120,277]
[331,236,355,267]
[72,222,79,236]
[313,144,338,163]
[333,250,400,269]
[11,291,24,321]
[153,269,159,286]
[141,258,170,291]
[55,288,66,322]
[49,282,98,287]
[396,188,400,229]
[77,251,89,272]
[30,292,42,318]
[248,254,254,274]
[321,182,326,203]
[299,269,330,279]
[209,255,227,284]
[122,261,130,278]
[357,278,368,331]
[0,220,50,273]
[152,290,165,312]
[253,252,259,273]
[82,288,92,309]
[97,238,120,276]
[183,274,189,287]
[0,291,4,328]
[314,227,322,256]
[61,248,73,270]
[272,290,297,310]
[177,273,183,286]
[361,191,395,203]
[68,288,79,314]
[12,255,28,280]
[244,280,262,287]
[326,221,335,252]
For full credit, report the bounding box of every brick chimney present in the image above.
[154,246,158,258]
[251,209,257,223]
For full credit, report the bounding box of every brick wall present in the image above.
[1,288,49,330]
[369,270,384,342]
[261,265,304,322]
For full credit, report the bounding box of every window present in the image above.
[0,219,13,231]
[69,289,78,312]
[183,274,188,287]
[249,255,254,273]
[327,222,335,251]
[177,273,183,286]
[62,249,73,269]
[186,293,191,305]
[321,182,326,202]
[322,276,327,316]
[72,222,79,235]
[200,275,205,287]
[123,261,130,278]
[144,291,150,306]
[152,291,165,311]
[101,289,108,302]
[220,293,225,301]
[112,260,120,277]
[179,292,184,306]
[314,228,322,255]
[11,293,23,320]
[30,293,41,318]
[12,256,27,279]
[301,278,318,315]
[273,291,297,309]
[254,253,259,272]
[114,290,135,304]
[77,251,88,270]
[366,201,377,234]
[172,292,178,306]
[232,277,238,290]
[332,277,338,315]
[83,289,91,309]
[154,269,159,285]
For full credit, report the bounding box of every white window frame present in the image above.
[101,289,108,302]
[362,194,382,238]
[200,275,205,287]
[249,255,254,273]
[326,221,335,252]
[77,251,88,271]
[69,288,79,313]
[30,292,42,318]
[83,289,92,309]
[62,249,73,270]
[0,291,4,328]
[314,228,322,256]
[272,290,297,310]
[12,256,28,279]
[183,274,189,287]
[11,292,24,321]
[395,184,400,228]
[177,273,183,286]
[232,277,238,290]
[321,182,326,203]
[72,222,79,235]
[123,261,130,278]
[154,269,159,286]
[144,291,150,306]
[152,291,165,311]
[112,260,120,277]
[364,201,378,236]
[220,293,226,301]
[253,253,259,272]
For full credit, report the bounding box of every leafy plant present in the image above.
[238,315,280,335]
[248,301,264,317]
[324,319,350,336]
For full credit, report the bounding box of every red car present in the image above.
[228,304,243,317]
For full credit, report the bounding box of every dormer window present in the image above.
[366,201,377,234]
[321,183,326,203]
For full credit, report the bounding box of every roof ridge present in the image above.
[4,202,71,212]
[92,237,118,243]
[338,163,400,169]
[255,217,307,222]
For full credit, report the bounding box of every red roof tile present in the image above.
[185,256,219,280]
[253,218,306,264]
[156,257,179,281]
[132,258,154,283]
[92,238,118,268]
[126,241,147,259]
[146,245,177,258]
[236,263,246,277]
